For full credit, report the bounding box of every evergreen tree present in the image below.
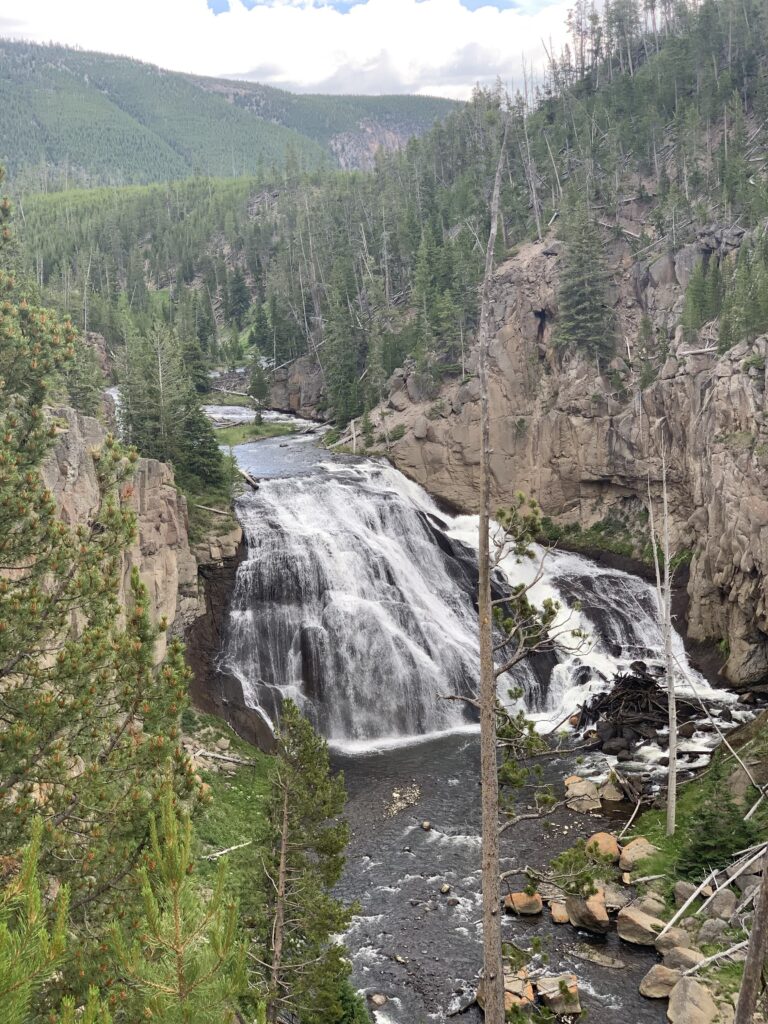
[181,334,210,395]
[555,198,616,361]
[0,820,68,1024]
[53,988,113,1024]
[226,267,250,330]
[247,304,270,354]
[253,701,354,1024]
[248,357,270,409]
[112,787,247,1024]
[0,171,210,1012]
[119,320,224,488]
[63,337,105,417]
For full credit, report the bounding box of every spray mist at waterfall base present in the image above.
[219,428,742,1024]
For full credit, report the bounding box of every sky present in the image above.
[0,0,571,99]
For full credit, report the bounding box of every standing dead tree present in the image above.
[476,119,509,1024]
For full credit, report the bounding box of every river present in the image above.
[213,417,737,1024]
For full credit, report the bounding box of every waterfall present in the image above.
[220,449,728,749]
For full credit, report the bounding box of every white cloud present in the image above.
[0,0,571,98]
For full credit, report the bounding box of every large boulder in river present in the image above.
[566,890,610,933]
[639,964,681,998]
[655,926,691,952]
[504,891,543,916]
[619,836,659,871]
[564,776,601,812]
[536,975,582,1016]
[667,977,719,1024]
[617,905,665,945]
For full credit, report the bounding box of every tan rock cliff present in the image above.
[343,235,768,687]
[44,408,204,658]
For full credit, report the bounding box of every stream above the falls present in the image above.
[218,422,740,1023]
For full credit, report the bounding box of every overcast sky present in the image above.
[0,0,571,99]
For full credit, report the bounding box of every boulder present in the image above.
[421,820,431,831]
[602,736,629,755]
[599,779,626,804]
[735,874,760,895]
[656,926,692,952]
[698,918,728,943]
[674,880,698,906]
[617,906,665,945]
[667,977,719,1024]
[504,892,543,916]
[369,994,388,1009]
[565,777,601,813]
[603,883,632,912]
[634,895,667,918]
[619,837,659,871]
[566,889,610,934]
[388,390,409,412]
[705,889,737,920]
[551,901,569,924]
[536,975,581,1017]
[664,947,705,971]
[503,971,535,1009]
[586,832,621,862]
[413,415,429,441]
[639,965,681,999]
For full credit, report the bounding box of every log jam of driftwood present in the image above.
[574,662,714,750]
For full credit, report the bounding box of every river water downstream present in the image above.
[216,418,737,1024]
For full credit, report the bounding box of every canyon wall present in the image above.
[335,230,768,689]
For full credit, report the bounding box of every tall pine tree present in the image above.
[252,701,354,1024]
[112,786,247,1024]
[555,197,616,361]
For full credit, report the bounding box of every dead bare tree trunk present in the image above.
[268,779,290,1023]
[648,439,677,837]
[661,442,677,836]
[477,123,508,1024]
[734,848,768,1024]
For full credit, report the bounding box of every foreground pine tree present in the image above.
[0,169,200,1008]
[0,819,68,1024]
[112,787,246,1024]
[253,700,354,1024]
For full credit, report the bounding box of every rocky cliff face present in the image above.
[329,121,416,171]
[43,406,274,741]
[342,231,768,688]
[270,353,326,419]
[44,408,202,659]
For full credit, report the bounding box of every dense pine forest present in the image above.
[14,0,768,433]
[0,39,455,188]
[3,0,768,1021]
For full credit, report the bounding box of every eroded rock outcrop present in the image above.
[43,407,201,656]
[270,353,326,419]
[341,232,768,686]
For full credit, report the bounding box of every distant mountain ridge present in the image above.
[0,39,456,188]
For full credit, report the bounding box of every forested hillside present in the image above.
[0,39,454,188]
[16,0,768,433]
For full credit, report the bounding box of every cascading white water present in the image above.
[220,448,731,750]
